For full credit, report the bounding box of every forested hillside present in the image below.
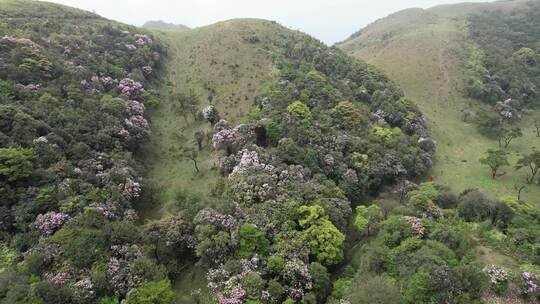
[338,0,540,303]
[0,1,436,303]
[138,16,437,303]
[466,1,540,105]
[1,0,540,303]
[0,0,171,303]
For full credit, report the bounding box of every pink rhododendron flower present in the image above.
[33,211,70,235]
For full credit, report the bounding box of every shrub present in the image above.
[237,223,270,258]
[0,147,36,182]
[267,256,285,274]
[287,101,312,127]
[125,280,175,304]
[458,190,493,222]
[242,272,265,300]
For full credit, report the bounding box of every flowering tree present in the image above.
[207,267,247,304]
[118,178,142,199]
[483,264,508,294]
[124,115,151,143]
[283,258,313,300]
[520,271,539,296]
[118,78,145,99]
[212,128,245,155]
[33,211,70,236]
[203,105,220,125]
[127,100,145,115]
[402,216,425,238]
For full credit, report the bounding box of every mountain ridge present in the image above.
[142,20,189,30]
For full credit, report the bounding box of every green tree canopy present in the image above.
[125,280,175,304]
[354,204,383,236]
[0,147,36,182]
[299,205,345,266]
[287,101,312,127]
[237,223,270,258]
[479,149,509,179]
[515,149,540,183]
[495,127,522,149]
[331,101,365,129]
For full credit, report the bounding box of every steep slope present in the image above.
[139,19,292,214]
[338,0,540,202]
[140,18,438,304]
[0,0,172,303]
[138,20,298,303]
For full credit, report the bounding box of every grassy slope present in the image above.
[138,19,287,218]
[337,0,540,204]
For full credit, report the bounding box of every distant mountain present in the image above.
[142,20,189,30]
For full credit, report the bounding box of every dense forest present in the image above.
[466,1,540,106]
[0,2,170,303]
[1,0,540,304]
[190,32,435,303]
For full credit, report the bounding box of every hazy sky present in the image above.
[46,0,494,44]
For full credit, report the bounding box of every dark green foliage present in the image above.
[35,281,74,304]
[458,190,494,222]
[267,279,285,302]
[267,255,285,274]
[237,223,270,258]
[474,110,501,137]
[0,147,36,182]
[467,2,540,105]
[0,1,165,302]
[241,272,265,300]
[194,224,233,265]
[458,189,514,228]
[50,227,107,268]
[308,262,331,303]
